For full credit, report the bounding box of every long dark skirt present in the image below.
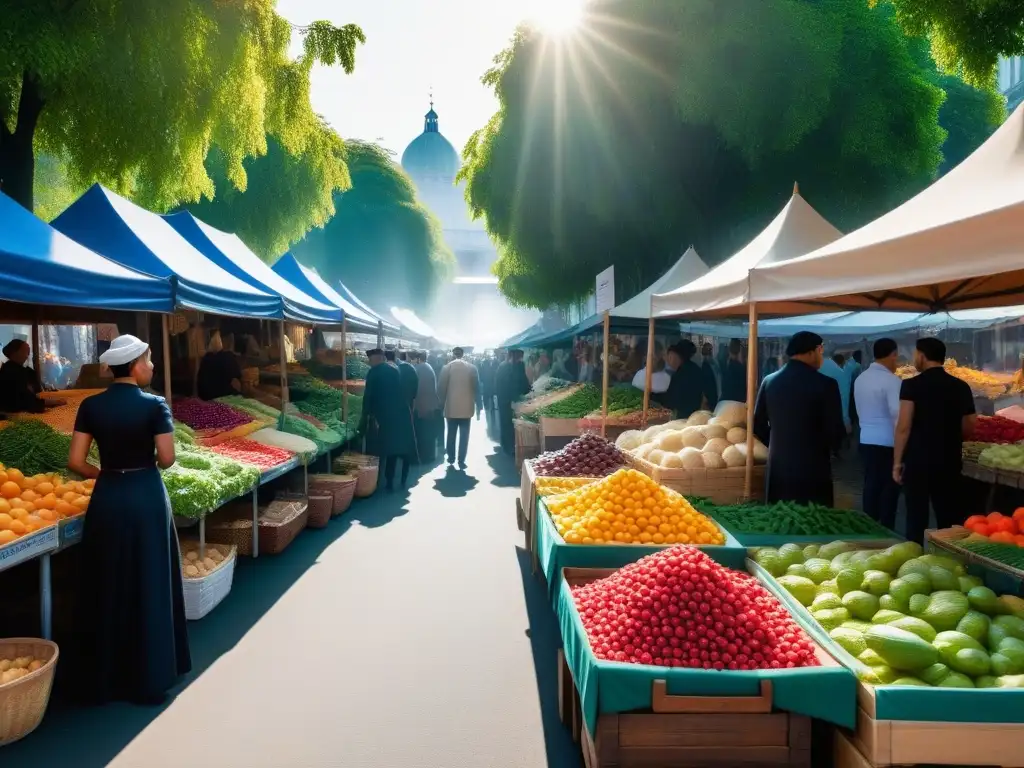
[75,468,191,703]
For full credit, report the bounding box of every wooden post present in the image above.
[601,311,610,437]
[341,318,349,425]
[743,303,759,500]
[279,320,288,405]
[162,314,173,414]
[642,317,655,428]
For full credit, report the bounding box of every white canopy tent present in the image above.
[614,246,709,318]
[744,103,1024,315]
[650,187,843,318]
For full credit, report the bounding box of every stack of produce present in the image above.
[953,533,1024,567]
[898,359,1010,399]
[162,443,260,519]
[278,412,342,452]
[0,467,91,545]
[768,539,1024,687]
[960,510,1024,545]
[216,395,281,423]
[530,375,573,395]
[545,467,725,545]
[0,654,45,684]
[616,401,765,470]
[0,420,74,476]
[534,476,599,497]
[971,415,1024,444]
[531,384,602,421]
[173,398,255,434]
[17,389,103,434]
[515,383,584,421]
[180,543,230,579]
[531,433,628,477]
[573,546,820,669]
[978,443,1024,472]
[577,385,672,428]
[693,499,894,538]
[249,428,318,463]
[289,376,354,440]
[211,438,295,471]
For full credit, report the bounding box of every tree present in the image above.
[185,121,350,260]
[0,1,364,212]
[289,141,453,314]
[874,0,1024,86]
[460,0,985,309]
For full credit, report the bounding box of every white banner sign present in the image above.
[595,266,615,314]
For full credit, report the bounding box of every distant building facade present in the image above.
[999,57,1024,112]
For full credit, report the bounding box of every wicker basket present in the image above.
[629,454,766,504]
[335,453,379,497]
[305,494,333,528]
[0,638,58,747]
[207,495,308,556]
[179,542,237,620]
[309,474,357,515]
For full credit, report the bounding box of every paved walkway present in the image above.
[5,414,580,768]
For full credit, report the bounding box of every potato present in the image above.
[641,424,670,444]
[685,410,712,427]
[700,424,727,441]
[185,551,199,562]
[678,447,705,469]
[28,660,43,672]
[680,426,707,449]
[702,452,727,469]
[0,659,10,673]
[656,430,687,452]
[184,564,199,578]
[633,443,657,460]
[726,427,747,445]
[202,557,217,570]
[752,438,769,463]
[615,430,643,451]
[702,437,730,455]
[722,444,747,467]
[660,452,685,468]
[647,449,666,465]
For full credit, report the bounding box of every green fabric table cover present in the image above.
[755,559,1024,723]
[535,497,747,607]
[557,557,857,735]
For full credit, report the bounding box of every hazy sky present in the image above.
[278,0,552,158]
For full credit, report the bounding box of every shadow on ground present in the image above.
[0,478,412,767]
[516,547,583,768]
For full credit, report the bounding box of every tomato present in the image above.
[964,514,987,529]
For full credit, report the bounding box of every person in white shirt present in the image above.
[853,338,901,530]
[631,343,675,394]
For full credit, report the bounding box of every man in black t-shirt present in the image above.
[893,337,976,543]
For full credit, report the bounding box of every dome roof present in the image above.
[401,104,459,181]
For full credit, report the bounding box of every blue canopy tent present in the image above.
[0,192,172,312]
[52,185,280,318]
[270,253,383,333]
[164,212,342,325]
[334,279,396,332]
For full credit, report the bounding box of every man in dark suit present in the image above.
[753,331,846,506]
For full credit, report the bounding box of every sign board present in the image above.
[595,266,615,314]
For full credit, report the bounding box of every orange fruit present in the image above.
[20,476,36,490]
[19,490,37,503]
[34,482,54,496]
[0,499,9,515]
[72,497,89,510]
[5,468,23,485]
[36,508,56,522]
[23,515,41,532]
[39,493,57,510]
[0,471,8,485]
[62,491,78,503]
[55,501,75,517]
[0,513,11,530]
[0,529,16,545]
[8,519,26,535]
[0,481,21,499]
[991,531,1016,544]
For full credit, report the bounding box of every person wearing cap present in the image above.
[657,340,717,418]
[753,331,846,506]
[0,338,64,413]
[196,330,243,401]
[66,335,190,704]
[361,347,416,491]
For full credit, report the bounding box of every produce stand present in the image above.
[557,565,855,768]
[0,525,59,640]
[533,498,745,606]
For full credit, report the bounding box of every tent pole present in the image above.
[341,318,349,427]
[162,315,173,415]
[31,318,40,384]
[378,320,384,349]
[642,317,655,428]
[744,303,759,500]
[280,321,288,405]
[601,311,610,437]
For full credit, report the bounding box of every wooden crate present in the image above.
[540,416,580,451]
[559,651,811,768]
[514,418,541,471]
[630,454,766,504]
[928,526,1024,582]
[844,682,1024,767]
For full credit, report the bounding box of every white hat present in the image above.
[100,334,150,366]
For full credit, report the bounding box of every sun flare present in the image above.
[530,0,585,35]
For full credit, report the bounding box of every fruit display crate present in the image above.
[0,525,58,574]
[540,416,581,452]
[519,464,603,576]
[927,527,1024,588]
[629,454,766,505]
[961,458,1024,492]
[556,565,856,768]
[534,498,746,607]
[754,556,1024,765]
[514,419,541,473]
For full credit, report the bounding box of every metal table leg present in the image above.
[252,489,259,558]
[40,554,52,640]
[304,463,309,495]
[199,516,206,559]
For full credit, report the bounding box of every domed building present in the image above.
[401,101,537,346]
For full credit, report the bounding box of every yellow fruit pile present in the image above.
[545,468,724,546]
[0,465,92,546]
[897,360,1010,399]
[16,390,103,435]
[0,655,44,685]
[535,476,598,498]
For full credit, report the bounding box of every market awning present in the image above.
[52,185,281,318]
[335,279,395,331]
[164,212,342,325]
[0,192,173,313]
[270,253,384,333]
[651,188,842,318]
[744,103,1024,315]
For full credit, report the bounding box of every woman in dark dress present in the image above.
[68,334,191,704]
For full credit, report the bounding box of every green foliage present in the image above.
[0,1,363,212]
[290,141,454,313]
[186,122,350,260]
[461,0,958,309]
[874,0,1024,87]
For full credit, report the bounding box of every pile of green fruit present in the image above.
[760,540,1024,688]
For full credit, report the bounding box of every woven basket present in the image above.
[179,542,237,621]
[629,454,766,504]
[207,495,308,556]
[309,474,357,515]
[0,638,58,747]
[335,453,379,497]
[306,494,333,529]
